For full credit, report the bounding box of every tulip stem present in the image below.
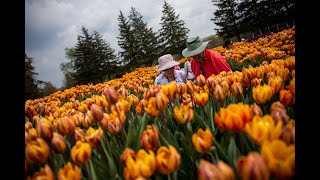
[161,112,168,136]
[202,108,208,124]
[236,132,245,154]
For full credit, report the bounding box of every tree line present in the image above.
[25,0,294,100]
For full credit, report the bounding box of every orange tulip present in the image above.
[245,115,283,145]
[36,118,54,141]
[120,148,136,166]
[155,91,169,111]
[56,116,76,136]
[197,159,235,180]
[193,92,209,107]
[102,111,123,135]
[74,127,86,142]
[103,86,119,104]
[140,125,159,151]
[261,139,295,179]
[268,75,284,94]
[58,162,81,180]
[279,89,295,107]
[237,152,269,180]
[71,141,92,164]
[192,128,213,153]
[31,164,55,180]
[51,132,67,154]
[144,97,161,117]
[213,84,227,103]
[26,138,50,164]
[288,77,295,95]
[230,82,243,97]
[279,119,295,145]
[252,84,273,104]
[85,127,103,148]
[90,104,104,122]
[173,103,194,124]
[214,103,252,131]
[196,74,206,87]
[250,103,263,117]
[156,145,181,175]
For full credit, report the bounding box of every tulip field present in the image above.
[25,27,295,180]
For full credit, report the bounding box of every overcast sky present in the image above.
[25,0,218,88]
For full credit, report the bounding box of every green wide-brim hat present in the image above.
[182,36,209,57]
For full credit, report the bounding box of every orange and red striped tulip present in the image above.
[51,132,67,154]
[140,125,159,152]
[193,92,209,107]
[156,145,181,175]
[36,118,54,141]
[237,152,269,180]
[71,140,92,164]
[90,104,104,122]
[31,164,55,180]
[58,162,81,180]
[192,128,213,153]
[252,84,273,104]
[85,127,103,148]
[26,138,50,164]
[279,89,295,107]
[197,159,235,180]
[173,103,194,124]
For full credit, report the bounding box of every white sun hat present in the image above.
[156,54,180,72]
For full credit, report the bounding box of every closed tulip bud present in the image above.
[31,164,55,180]
[250,78,262,88]
[280,89,295,107]
[140,125,159,151]
[36,118,54,141]
[193,92,209,107]
[280,120,295,145]
[26,138,50,164]
[186,80,196,94]
[177,83,187,95]
[155,91,168,111]
[90,104,103,122]
[81,115,91,129]
[213,84,227,103]
[51,132,67,154]
[270,110,289,125]
[237,152,269,180]
[192,128,213,153]
[57,117,76,136]
[250,103,263,117]
[103,86,119,104]
[58,162,81,180]
[156,145,181,175]
[117,86,128,98]
[74,127,86,142]
[196,74,206,87]
[197,159,235,180]
[85,127,103,148]
[220,80,230,92]
[120,148,136,166]
[71,141,92,164]
[270,101,287,113]
[230,82,243,97]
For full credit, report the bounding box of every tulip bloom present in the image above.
[156,145,181,175]
[261,139,295,179]
[56,116,76,136]
[197,159,235,180]
[279,89,295,107]
[192,128,213,153]
[237,152,269,180]
[74,127,86,142]
[85,127,103,148]
[196,74,206,87]
[140,125,159,152]
[58,162,81,180]
[268,75,284,94]
[245,115,283,145]
[230,82,243,97]
[26,138,50,164]
[101,111,123,135]
[214,103,252,131]
[51,132,67,154]
[144,97,161,117]
[213,84,227,103]
[90,104,104,122]
[193,92,209,107]
[36,118,54,141]
[279,119,295,145]
[71,141,92,164]
[103,86,119,104]
[250,103,263,117]
[289,77,295,95]
[252,84,273,104]
[31,164,55,180]
[120,148,136,166]
[173,103,194,124]
[155,91,169,111]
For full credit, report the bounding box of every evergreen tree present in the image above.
[158,1,190,55]
[128,7,159,67]
[117,10,135,66]
[72,27,117,85]
[25,53,41,100]
[211,0,242,41]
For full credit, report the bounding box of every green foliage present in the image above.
[226,56,271,72]
[25,53,42,100]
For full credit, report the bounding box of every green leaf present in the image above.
[227,136,241,166]
[125,120,136,148]
[134,112,148,150]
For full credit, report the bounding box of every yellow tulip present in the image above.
[85,127,103,148]
[36,118,54,141]
[31,164,55,180]
[173,103,194,124]
[268,75,284,94]
[26,138,50,164]
[58,162,81,180]
[193,92,209,107]
[252,84,273,104]
[71,141,92,164]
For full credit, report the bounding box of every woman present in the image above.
[154,54,186,85]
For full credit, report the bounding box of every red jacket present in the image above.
[190,49,231,79]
